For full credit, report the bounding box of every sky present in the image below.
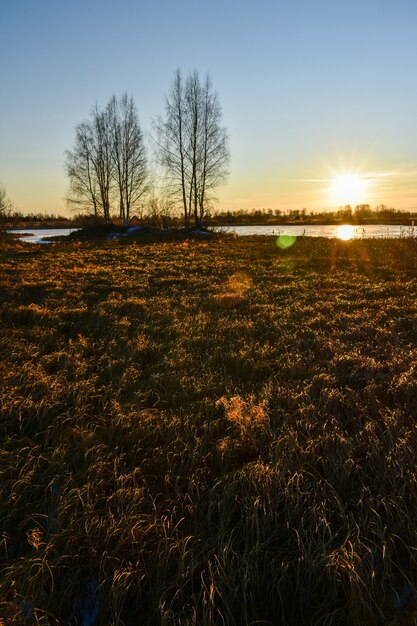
[1,0,417,216]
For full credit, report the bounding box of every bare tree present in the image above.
[65,96,148,227]
[92,105,113,223]
[65,105,114,223]
[155,69,229,227]
[64,121,101,218]
[197,75,229,224]
[155,70,190,224]
[107,93,149,227]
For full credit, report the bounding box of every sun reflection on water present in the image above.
[337,225,355,241]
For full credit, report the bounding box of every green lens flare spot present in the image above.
[276,234,297,249]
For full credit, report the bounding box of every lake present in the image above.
[227,223,415,239]
[11,223,416,243]
[11,228,80,243]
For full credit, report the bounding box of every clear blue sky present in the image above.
[1,0,417,214]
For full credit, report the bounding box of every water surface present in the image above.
[11,224,416,243]
[12,228,79,243]
[227,224,415,238]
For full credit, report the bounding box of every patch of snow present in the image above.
[191,229,211,238]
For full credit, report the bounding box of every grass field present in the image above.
[1,235,417,625]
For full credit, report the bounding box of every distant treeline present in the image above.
[10,211,183,229]
[208,204,417,225]
[10,212,75,229]
[11,204,417,229]
[12,211,71,223]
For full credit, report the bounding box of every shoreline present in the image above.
[10,218,417,230]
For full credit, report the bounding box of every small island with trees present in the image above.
[63,69,229,235]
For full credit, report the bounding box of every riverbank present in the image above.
[1,237,417,624]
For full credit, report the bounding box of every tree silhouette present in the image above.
[65,95,148,226]
[155,69,229,227]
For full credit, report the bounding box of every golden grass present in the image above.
[1,236,417,625]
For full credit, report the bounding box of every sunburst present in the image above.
[329,173,369,206]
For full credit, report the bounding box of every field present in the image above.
[1,235,417,625]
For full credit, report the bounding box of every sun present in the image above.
[328,173,369,207]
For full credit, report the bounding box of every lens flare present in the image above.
[276,234,297,249]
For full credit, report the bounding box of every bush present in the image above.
[0,185,13,240]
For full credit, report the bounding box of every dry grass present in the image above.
[1,235,417,625]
